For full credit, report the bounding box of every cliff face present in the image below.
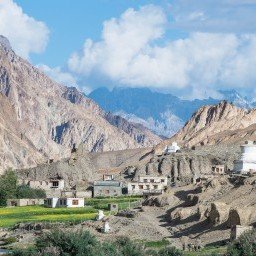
[0,36,160,173]
[159,101,256,149]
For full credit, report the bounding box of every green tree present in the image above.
[0,169,17,206]
[35,229,99,256]
[16,185,46,199]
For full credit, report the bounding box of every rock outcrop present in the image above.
[0,36,161,173]
[158,101,256,149]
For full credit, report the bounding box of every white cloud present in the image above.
[169,0,256,33]
[67,4,256,98]
[37,64,78,88]
[37,64,92,94]
[0,0,49,58]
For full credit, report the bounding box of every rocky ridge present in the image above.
[158,101,256,149]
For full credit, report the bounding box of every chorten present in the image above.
[234,141,256,174]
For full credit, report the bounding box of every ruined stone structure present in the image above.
[212,165,225,175]
[7,198,44,207]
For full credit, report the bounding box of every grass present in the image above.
[144,239,170,248]
[0,196,142,228]
[184,245,227,256]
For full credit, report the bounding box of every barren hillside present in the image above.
[158,101,256,149]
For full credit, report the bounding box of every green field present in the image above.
[86,196,142,210]
[0,196,142,228]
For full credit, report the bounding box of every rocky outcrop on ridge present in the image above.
[158,101,256,149]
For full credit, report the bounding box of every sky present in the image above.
[1,0,256,99]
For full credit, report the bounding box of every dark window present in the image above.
[52,181,59,187]
[72,200,79,205]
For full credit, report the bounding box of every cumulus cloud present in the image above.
[37,64,92,94]
[67,4,256,98]
[0,0,49,58]
[38,64,78,87]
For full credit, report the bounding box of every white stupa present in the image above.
[96,210,105,221]
[164,142,180,154]
[234,141,256,174]
[103,221,110,233]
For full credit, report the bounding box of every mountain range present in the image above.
[0,35,160,173]
[88,87,254,138]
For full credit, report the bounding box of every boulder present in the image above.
[170,207,195,221]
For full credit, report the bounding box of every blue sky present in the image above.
[1,0,256,99]
[15,0,171,66]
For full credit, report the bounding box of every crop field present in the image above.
[86,196,142,210]
[0,196,142,228]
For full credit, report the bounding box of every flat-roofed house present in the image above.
[44,197,84,208]
[27,179,65,190]
[128,176,168,195]
[93,180,123,197]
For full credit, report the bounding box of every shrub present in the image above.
[157,246,184,256]
[114,236,144,256]
[35,229,99,256]
[3,236,18,245]
[10,230,182,256]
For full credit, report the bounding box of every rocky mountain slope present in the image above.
[160,101,256,149]
[88,87,220,138]
[0,35,160,173]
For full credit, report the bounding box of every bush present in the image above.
[227,229,256,256]
[157,246,183,256]
[10,230,182,256]
[35,229,99,256]
[2,236,18,245]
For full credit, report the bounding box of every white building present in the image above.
[44,197,84,208]
[164,142,180,154]
[128,176,168,195]
[234,141,256,174]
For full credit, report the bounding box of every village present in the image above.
[1,140,256,254]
